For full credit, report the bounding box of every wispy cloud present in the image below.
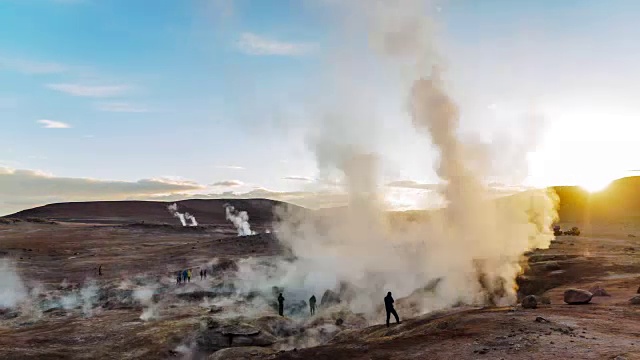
[385,180,440,190]
[46,83,129,98]
[236,32,316,56]
[94,102,150,113]
[37,119,71,129]
[0,57,67,75]
[211,180,244,187]
[214,165,245,170]
[283,176,313,182]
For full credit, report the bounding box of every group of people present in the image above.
[277,291,400,327]
[176,267,209,284]
[176,269,192,284]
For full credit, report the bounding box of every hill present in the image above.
[2,198,306,226]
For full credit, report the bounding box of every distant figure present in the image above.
[278,293,285,316]
[384,291,400,327]
[203,269,207,279]
[182,269,188,283]
[187,269,192,283]
[199,269,203,280]
[176,271,181,285]
[98,265,102,276]
[309,295,316,315]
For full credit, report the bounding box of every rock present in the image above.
[196,321,277,352]
[335,318,344,326]
[563,289,593,304]
[535,316,550,323]
[212,258,238,272]
[637,286,640,294]
[544,261,561,271]
[629,295,640,305]
[320,289,341,307]
[251,315,300,337]
[521,295,537,309]
[177,291,218,301]
[588,285,611,297]
[208,347,275,360]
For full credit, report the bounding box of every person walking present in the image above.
[187,269,192,283]
[199,269,203,280]
[309,295,316,315]
[182,269,188,283]
[203,269,207,279]
[176,271,181,285]
[277,293,285,317]
[384,291,400,327]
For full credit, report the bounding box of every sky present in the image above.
[1,0,639,215]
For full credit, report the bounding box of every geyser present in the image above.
[224,204,255,236]
[167,203,198,227]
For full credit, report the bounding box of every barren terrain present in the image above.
[1,192,640,359]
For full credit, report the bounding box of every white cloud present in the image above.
[0,57,67,75]
[211,180,244,187]
[37,119,71,129]
[214,165,245,170]
[0,167,205,216]
[45,83,129,98]
[236,32,316,56]
[283,176,314,182]
[94,102,150,113]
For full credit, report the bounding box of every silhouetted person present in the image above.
[203,269,207,279]
[384,291,400,327]
[199,269,203,280]
[309,295,316,315]
[98,265,102,276]
[182,269,188,283]
[176,272,181,285]
[278,293,285,316]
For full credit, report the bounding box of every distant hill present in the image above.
[552,176,640,223]
[4,176,639,226]
[2,199,306,226]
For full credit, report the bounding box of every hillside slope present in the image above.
[3,198,305,225]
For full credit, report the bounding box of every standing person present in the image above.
[384,291,400,327]
[203,269,207,279]
[199,269,203,280]
[187,269,192,283]
[182,269,188,283]
[277,293,285,317]
[309,295,316,315]
[176,271,181,285]
[98,265,102,276]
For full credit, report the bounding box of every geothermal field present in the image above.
[1,187,640,359]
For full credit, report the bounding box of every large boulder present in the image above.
[630,295,640,305]
[196,319,277,352]
[320,289,341,307]
[563,289,593,304]
[208,347,275,360]
[521,295,537,309]
[588,285,611,297]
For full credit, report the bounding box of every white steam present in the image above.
[270,0,558,316]
[167,203,198,227]
[224,204,256,236]
[0,259,27,309]
[133,286,159,321]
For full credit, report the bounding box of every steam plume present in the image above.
[272,0,557,316]
[224,204,255,236]
[0,259,27,309]
[167,203,198,227]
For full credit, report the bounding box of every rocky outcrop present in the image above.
[320,290,341,307]
[208,347,274,360]
[196,319,277,352]
[521,295,537,309]
[563,289,593,304]
[629,295,640,305]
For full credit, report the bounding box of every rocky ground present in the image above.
[0,218,639,359]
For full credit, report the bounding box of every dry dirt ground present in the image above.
[0,220,639,360]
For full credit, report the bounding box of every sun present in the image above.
[579,177,614,193]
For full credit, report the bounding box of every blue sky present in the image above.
[1,0,640,215]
